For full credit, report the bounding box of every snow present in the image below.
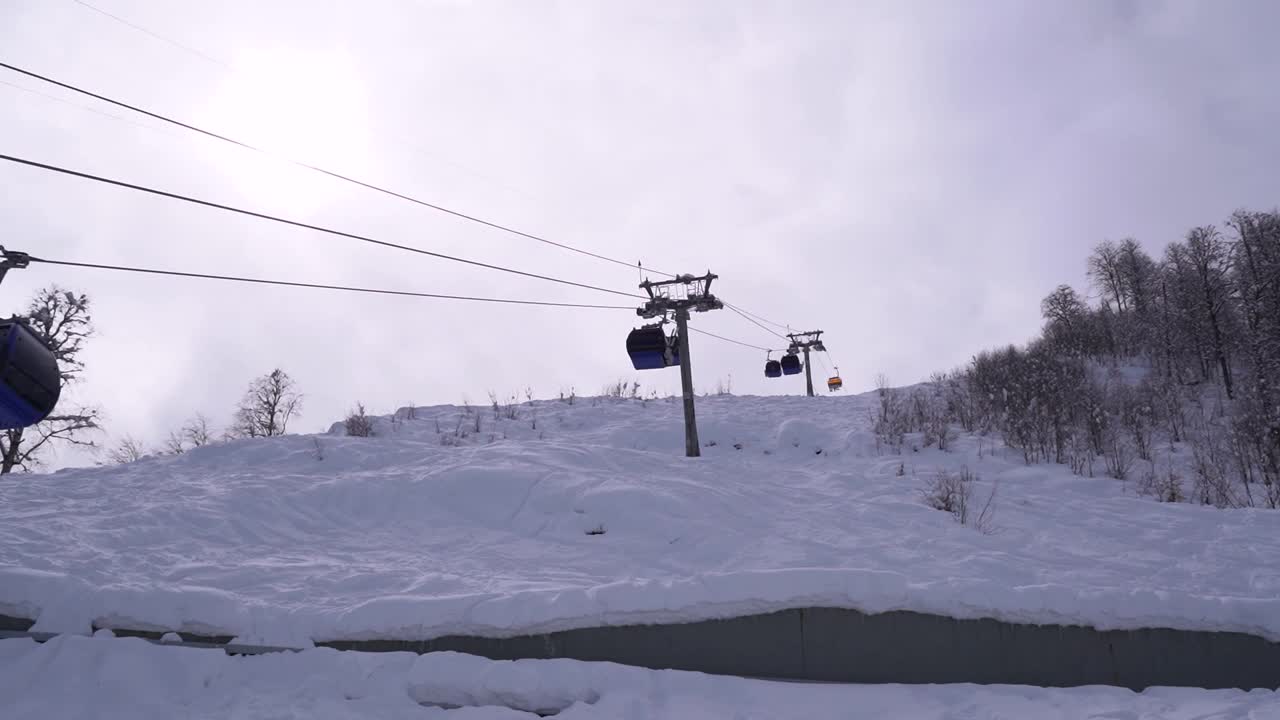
[1,392,1279,646]
[2,635,1277,719]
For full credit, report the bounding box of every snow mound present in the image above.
[2,636,1278,719]
[2,392,1279,645]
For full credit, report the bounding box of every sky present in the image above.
[2,0,1278,469]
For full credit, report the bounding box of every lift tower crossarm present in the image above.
[0,247,31,288]
[636,272,722,457]
[637,272,722,319]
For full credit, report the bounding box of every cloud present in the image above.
[1,0,1277,466]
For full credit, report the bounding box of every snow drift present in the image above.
[3,636,1279,719]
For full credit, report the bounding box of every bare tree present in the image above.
[184,414,214,447]
[1088,240,1129,313]
[1185,227,1237,398]
[24,286,92,381]
[1164,229,1237,396]
[163,431,184,456]
[232,369,302,438]
[105,435,146,465]
[1227,210,1280,491]
[1116,238,1156,317]
[1109,238,1158,356]
[0,286,100,474]
[1040,284,1089,348]
[959,208,1280,509]
[165,413,215,454]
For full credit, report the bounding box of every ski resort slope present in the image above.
[1,391,1279,646]
[3,636,1278,719]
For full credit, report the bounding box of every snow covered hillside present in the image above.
[4,635,1278,719]
[2,391,1278,646]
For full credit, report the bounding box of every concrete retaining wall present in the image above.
[6,609,1278,689]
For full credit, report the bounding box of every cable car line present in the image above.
[58,3,564,210]
[35,252,776,347]
[686,325,778,353]
[723,301,793,334]
[0,153,644,300]
[1,152,815,363]
[68,0,231,70]
[0,61,676,279]
[726,304,790,341]
[0,79,165,135]
[1,61,797,337]
[28,256,635,309]
[1,64,829,384]
[814,349,832,378]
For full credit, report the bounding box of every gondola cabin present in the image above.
[780,353,802,375]
[764,360,781,378]
[626,325,679,370]
[626,325,666,370]
[827,376,843,392]
[0,319,61,429]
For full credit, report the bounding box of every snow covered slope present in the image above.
[4,636,1278,719]
[1,392,1278,646]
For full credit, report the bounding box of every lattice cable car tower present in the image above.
[625,272,723,457]
[786,330,826,397]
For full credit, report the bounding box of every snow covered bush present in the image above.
[1101,425,1134,481]
[1139,464,1185,503]
[344,403,373,437]
[921,467,997,533]
[922,469,970,520]
[920,378,954,451]
[873,375,909,453]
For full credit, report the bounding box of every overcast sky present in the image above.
[3,0,1278,468]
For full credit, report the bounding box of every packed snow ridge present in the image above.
[2,391,1278,647]
[4,635,1278,719]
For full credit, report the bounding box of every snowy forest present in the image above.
[877,209,1280,509]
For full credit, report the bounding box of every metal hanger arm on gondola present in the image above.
[764,350,782,378]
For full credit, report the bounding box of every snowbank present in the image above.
[2,393,1279,646]
[2,636,1277,719]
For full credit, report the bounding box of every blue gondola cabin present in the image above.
[0,319,61,429]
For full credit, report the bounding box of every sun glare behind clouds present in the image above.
[199,48,373,214]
